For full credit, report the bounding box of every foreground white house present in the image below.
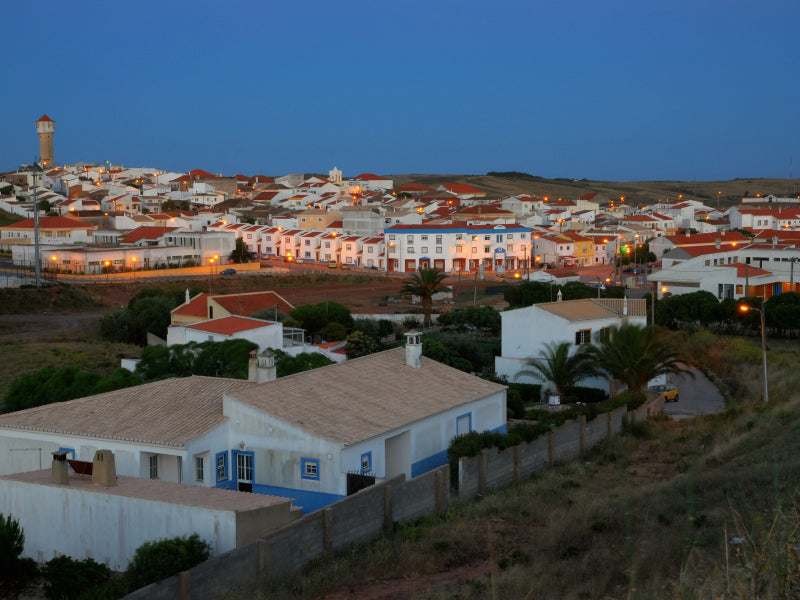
[0,336,506,515]
[495,297,648,392]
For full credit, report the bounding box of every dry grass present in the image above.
[250,334,800,600]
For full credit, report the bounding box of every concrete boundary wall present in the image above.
[123,400,659,600]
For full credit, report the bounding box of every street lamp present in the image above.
[104,260,110,280]
[739,301,768,403]
[131,257,136,280]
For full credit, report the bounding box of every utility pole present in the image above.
[32,161,42,286]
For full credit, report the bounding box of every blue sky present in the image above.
[3,1,798,181]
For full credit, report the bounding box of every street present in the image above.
[662,366,726,419]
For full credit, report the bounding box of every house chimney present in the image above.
[92,450,117,487]
[249,349,277,383]
[557,289,563,302]
[623,296,628,316]
[404,332,422,368]
[185,288,190,304]
[685,230,690,238]
[52,450,69,485]
[715,238,721,249]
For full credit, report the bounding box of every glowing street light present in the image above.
[131,257,136,280]
[104,260,111,280]
[739,301,768,403]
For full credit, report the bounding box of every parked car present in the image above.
[340,263,351,270]
[220,268,237,276]
[327,260,338,269]
[648,383,679,402]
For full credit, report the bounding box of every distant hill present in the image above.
[388,173,800,209]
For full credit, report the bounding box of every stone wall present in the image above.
[123,399,659,600]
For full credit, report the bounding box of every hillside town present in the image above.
[0,116,796,599]
[4,149,800,303]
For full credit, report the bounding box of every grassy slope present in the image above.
[255,330,800,600]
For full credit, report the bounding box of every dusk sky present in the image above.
[4,1,798,181]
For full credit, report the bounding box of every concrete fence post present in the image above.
[579,415,586,454]
[383,484,394,535]
[513,445,521,484]
[606,411,613,439]
[323,508,334,554]
[478,448,488,494]
[178,571,190,600]
[256,539,269,587]
[548,431,555,465]
[435,467,449,513]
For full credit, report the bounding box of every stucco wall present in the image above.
[1,479,237,571]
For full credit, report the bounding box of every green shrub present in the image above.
[124,534,211,591]
[0,513,38,597]
[0,513,25,577]
[42,555,126,600]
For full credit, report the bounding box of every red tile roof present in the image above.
[188,169,217,179]
[172,293,210,318]
[185,316,277,336]
[442,183,485,195]
[664,232,749,245]
[118,226,178,244]
[37,114,54,122]
[213,292,294,316]
[716,263,771,277]
[0,216,95,230]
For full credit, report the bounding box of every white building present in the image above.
[385,223,532,273]
[0,338,506,515]
[167,316,284,352]
[1,461,296,571]
[648,245,800,300]
[495,298,648,391]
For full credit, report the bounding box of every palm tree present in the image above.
[587,323,690,393]
[517,341,601,398]
[400,267,449,326]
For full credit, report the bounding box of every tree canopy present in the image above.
[136,339,257,381]
[290,301,353,337]
[2,366,140,413]
[518,341,601,397]
[586,323,690,392]
[400,267,449,325]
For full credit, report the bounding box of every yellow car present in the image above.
[649,384,679,402]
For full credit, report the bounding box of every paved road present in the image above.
[663,366,726,419]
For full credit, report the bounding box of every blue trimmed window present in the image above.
[301,458,320,481]
[215,451,228,483]
[456,413,472,437]
[361,452,372,474]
